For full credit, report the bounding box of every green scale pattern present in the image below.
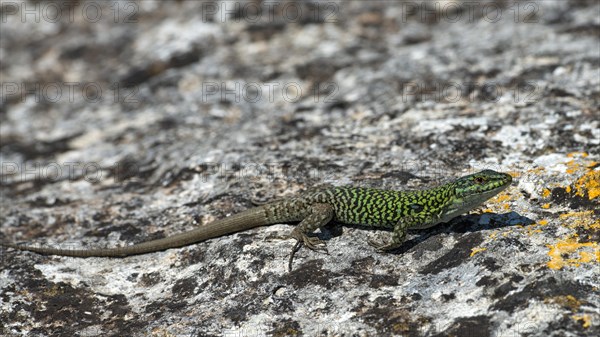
[296,185,456,228]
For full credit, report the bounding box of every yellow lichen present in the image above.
[541,203,551,209]
[573,169,599,200]
[470,247,487,257]
[566,160,580,174]
[537,219,548,226]
[559,211,594,219]
[542,188,551,198]
[546,238,599,270]
[545,295,582,310]
[509,170,525,177]
[495,194,511,202]
[578,251,595,263]
[526,228,542,236]
[567,152,588,158]
[557,212,598,233]
[572,314,592,328]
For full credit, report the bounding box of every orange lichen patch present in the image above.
[542,188,551,198]
[573,169,600,200]
[567,152,588,158]
[544,295,582,310]
[566,186,572,193]
[546,238,599,270]
[558,211,598,232]
[572,314,592,329]
[470,247,487,257]
[508,170,525,177]
[524,167,543,173]
[495,194,511,202]
[578,251,595,263]
[482,208,494,213]
[537,219,548,226]
[559,211,594,219]
[566,160,583,174]
[541,203,551,209]
[525,228,543,236]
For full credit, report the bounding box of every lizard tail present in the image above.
[1,206,279,257]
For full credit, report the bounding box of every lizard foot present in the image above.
[368,237,402,252]
[290,231,328,253]
[287,234,329,271]
[302,236,328,254]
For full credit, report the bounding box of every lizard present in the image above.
[0,169,512,270]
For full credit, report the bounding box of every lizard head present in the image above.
[448,169,513,215]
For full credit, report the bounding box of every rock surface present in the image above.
[1,0,598,336]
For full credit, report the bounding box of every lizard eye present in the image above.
[474,177,486,184]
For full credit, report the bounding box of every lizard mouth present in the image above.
[458,183,510,212]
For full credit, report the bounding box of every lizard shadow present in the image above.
[320,211,534,254]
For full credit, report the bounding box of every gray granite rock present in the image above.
[1,0,598,336]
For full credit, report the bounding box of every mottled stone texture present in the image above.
[1,1,598,336]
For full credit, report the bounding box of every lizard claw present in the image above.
[368,237,402,252]
[303,236,328,254]
[368,238,388,252]
[288,241,303,271]
[287,234,329,271]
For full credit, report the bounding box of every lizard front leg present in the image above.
[368,217,410,252]
[287,203,334,271]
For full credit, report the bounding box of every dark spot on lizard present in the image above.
[410,203,425,213]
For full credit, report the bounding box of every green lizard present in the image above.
[1,169,512,270]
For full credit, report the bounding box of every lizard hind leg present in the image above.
[287,203,334,271]
[368,217,410,252]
